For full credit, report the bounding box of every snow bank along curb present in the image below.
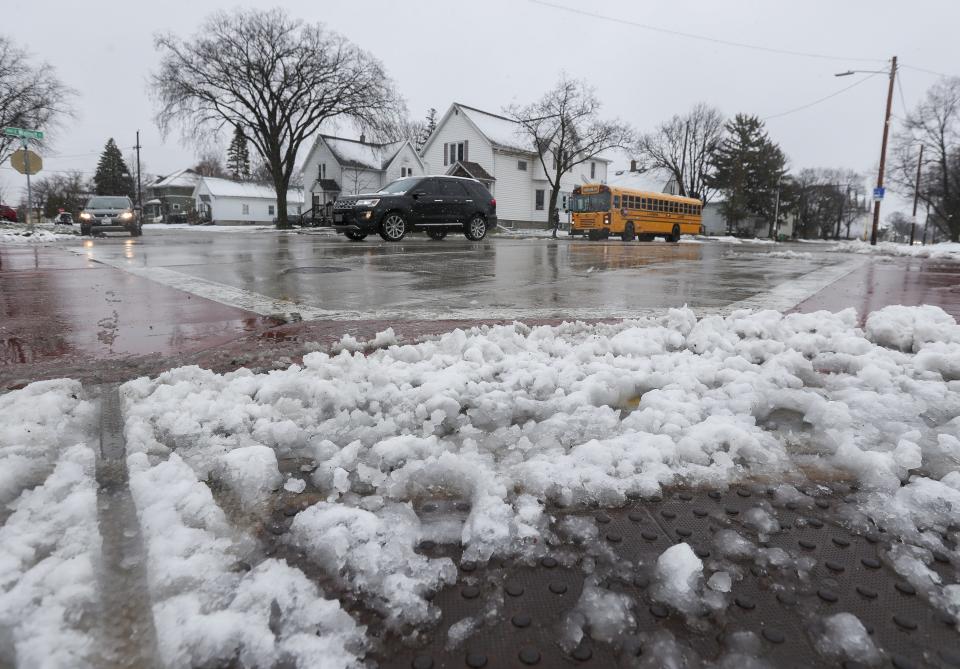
[4,303,960,666]
[0,380,102,668]
[112,304,960,663]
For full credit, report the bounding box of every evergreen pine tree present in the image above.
[93,138,135,197]
[226,125,251,180]
[418,108,438,153]
[707,114,786,234]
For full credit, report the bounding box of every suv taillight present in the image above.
[490,198,496,208]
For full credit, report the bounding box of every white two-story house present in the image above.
[300,134,425,212]
[420,103,611,228]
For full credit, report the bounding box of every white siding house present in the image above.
[421,103,611,229]
[300,135,425,212]
[193,177,304,225]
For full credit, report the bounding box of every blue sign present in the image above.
[873,187,885,201]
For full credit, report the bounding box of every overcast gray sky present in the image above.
[4,0,958,220]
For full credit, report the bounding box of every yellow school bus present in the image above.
[569,184,704,242]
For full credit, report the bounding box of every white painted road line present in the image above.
[721,257,866,313]
[78,249,867,322]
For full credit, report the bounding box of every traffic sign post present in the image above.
[872,187,885,202]
[3,127,43,227]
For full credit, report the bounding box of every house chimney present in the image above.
[630,159,637,172]
[360,132,366,143]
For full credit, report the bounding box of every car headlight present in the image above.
[355,198,380,207]
[80,212,92,220]
[119,211,134,220]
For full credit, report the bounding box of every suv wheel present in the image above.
[81,225,91,236]
[379,213,407,241]
[464,215,487,241]
[426,229,447,240]
[130,223,142,237]
[344,231,368,241]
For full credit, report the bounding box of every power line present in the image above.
[528,0,885,63]
[900,64,954,78]
[763,73,881,121]
[896,72,910,119]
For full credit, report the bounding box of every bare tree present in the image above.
[0,36,75,163]
[193,150,227,178]
[505,75,633,236]
[30,170,90,218]
[152,8,404,229]
[636,103,724,201]
[341,167,380,195]
[892,77,960,242]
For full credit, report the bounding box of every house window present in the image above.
[268,205,275,216]
[590,162,596,179]
[449,143,457,165]
[535,189,545,211]
[517,160,527,171]
[318,163,327,180]
[242,203,250,215]
[172,203,180,211]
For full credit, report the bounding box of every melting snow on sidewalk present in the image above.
[2,304,960,666]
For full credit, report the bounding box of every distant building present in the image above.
[299,135,425,213]
[193,177,304,225]
[420,103,612,229]
[144,168,202,223]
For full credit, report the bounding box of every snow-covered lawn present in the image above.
[2,305,960,666]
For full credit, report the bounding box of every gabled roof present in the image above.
[448,160,495,182]
[196,176,304,203]
[421,103,616,163]
[456,104,533,153]
[149,168,201,189]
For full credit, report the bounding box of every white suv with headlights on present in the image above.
[79,196,142,237]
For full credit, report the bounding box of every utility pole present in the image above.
[869,56,897,246]
[135,130,143,210]
[908,144,923,246]
[921,201,930,245]
[678,120,690,196]
[772,175,782,240]
[23,138,33,229]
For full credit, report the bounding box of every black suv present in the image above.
[332,176,497,241]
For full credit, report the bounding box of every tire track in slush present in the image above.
[93,383,160,668]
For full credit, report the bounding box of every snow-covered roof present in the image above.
[149,168,201,189]
[198,177,304,203]
[607,166,676,193]
[456,104,533,153]
[323,136,405,171]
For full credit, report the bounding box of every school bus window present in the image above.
[613,195,620,208]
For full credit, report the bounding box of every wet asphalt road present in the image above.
[5,225,958,387]
[71,227,835,318]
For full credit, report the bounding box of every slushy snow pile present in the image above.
[833,239,960,262]
[0,223,78,244]
[0,382,101,669]
[5,303,960,666]
[117,304,960,645]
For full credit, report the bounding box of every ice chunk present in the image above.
[743,506,781,535]
[284,477,307,494]
[220,445,282,510]
[287,502,456,628]
[813,612,881,665]
[865,304,960,352]
[650,543,704,615]
[708,571,732,592]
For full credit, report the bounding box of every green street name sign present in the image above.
[3,127,44,140]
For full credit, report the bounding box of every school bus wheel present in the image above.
[668,224,681,243]
[622,222,636,242]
